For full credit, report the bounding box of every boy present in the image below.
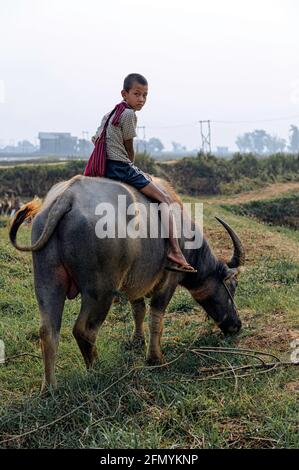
[86,73,196,273]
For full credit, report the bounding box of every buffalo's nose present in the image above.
[228,325,240,334]
[221,318,242,335]
[228,319,242,334]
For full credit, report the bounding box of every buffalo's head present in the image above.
[186,217,245,335]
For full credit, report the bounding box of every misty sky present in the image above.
[1,0,299,151]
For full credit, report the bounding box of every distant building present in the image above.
[38,132,77,155]
[0,145,18,154]
[216,146,230,156]
[0,133,93,158]
[0,140,37,154]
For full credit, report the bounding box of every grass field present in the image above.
[0,182,298,449]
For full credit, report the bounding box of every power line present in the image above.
[144,114,299,129]
[213,114,299,124]
[146,123,197,129]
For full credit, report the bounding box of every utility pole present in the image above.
[199,120,212,153]
[137,126,146,153]
[137,126,146,140]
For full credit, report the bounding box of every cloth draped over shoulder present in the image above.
[84,101,130,177]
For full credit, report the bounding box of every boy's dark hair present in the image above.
[123,73,148,92]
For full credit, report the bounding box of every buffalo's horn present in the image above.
[215,216,245,268]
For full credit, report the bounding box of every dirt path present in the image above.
[202,181,299,264]
[207,181,299,205]
[0,161,70,169]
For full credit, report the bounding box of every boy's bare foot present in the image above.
[166,252,197,273]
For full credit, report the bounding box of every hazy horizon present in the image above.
[1,0,299,151]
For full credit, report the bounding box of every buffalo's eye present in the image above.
[225,276,238,292]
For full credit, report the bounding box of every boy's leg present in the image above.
[139,182,196,272]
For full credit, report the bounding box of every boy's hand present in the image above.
[144,173,153,181]
[124,139,135,163]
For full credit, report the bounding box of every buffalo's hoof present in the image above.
[146,354,165,367]
[132,336,146,348]
[124,336,146,350]
[40,381,57,398]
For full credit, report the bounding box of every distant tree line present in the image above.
[236,125,299,154]
[135,138,187,154]
[135,137,164,154]
[136,126,299,156]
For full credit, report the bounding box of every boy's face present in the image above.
[121,81,148,111]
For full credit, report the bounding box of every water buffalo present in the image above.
[9,175,245,392]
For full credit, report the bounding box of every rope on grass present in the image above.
[0,343,297,446]
[0,333,202,446]
[187,346,298,381]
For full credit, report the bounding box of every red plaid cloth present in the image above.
[84,101,130,177]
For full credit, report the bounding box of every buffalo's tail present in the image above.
[9,192,72,252]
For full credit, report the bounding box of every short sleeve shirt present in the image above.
[94,108,137,163]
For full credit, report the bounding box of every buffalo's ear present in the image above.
[224,267,239,281]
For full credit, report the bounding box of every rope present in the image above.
[0,341,297,446]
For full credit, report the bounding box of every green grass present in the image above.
[0,190,299,449]
[222,193,299,229]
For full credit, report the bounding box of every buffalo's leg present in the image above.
[147,285,176,365]
[129,298,146,347]
[37,281,67,393]
[73,292,114,369]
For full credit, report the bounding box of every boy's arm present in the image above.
[121,110,137,162]
[91,126,101,144]
[124,139,135,163]
[92,115,107,144]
